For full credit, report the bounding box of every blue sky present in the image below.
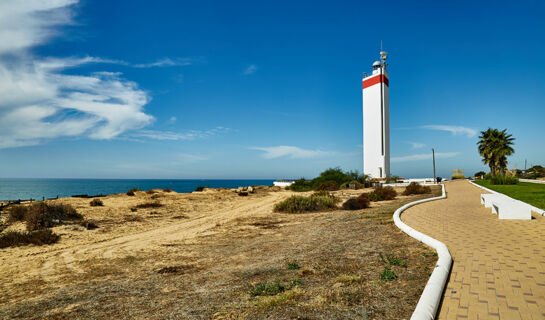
[0,0,544,179]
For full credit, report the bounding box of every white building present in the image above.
[362,51,390,179]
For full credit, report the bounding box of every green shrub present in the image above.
[287,178,314,192]
[248,280,285,297]
[368,185,397,201]
[490,175,518,185]
[342,193,370,210]
[90,198,103,207]
[274,193,337,213]
[287,262,300,270]
[315,180,339,191]
[0,229,59,248]
[126,188,139,196]
[7,205,28,222]
[135,201,163,209]
[380,265,397,281]
[387,256,407,267]
[194,186,207,192]
[403,182,431,196]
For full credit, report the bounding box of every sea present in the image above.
[0,178,275,201]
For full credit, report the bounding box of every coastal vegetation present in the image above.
[0,229,59,248]
[1,202,86,247]
[474,180,545,209]
[368,185,397,201]
[342,193,370,210]
[288,167,371,192]
[274,191,338,213]
[90,198,104,206]
[126,188,139,196]
[403,182,431,196]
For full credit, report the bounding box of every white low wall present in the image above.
[519,178,545,185]
[393,184,452,320]
[469,180,545,216]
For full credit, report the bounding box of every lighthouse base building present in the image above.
[362,52,390,179]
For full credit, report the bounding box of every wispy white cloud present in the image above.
[177,153,208,162]
[408,141,425,149]
[0,0,153,149]
[243,64,258,75]
[421,125,477,138]
[131,127,231,141]
[167,116,177,124]
[134,58,192,68]
[250,146,332,159]
[391,152,460,163]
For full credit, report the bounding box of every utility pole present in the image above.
[432,148,436,184]
[525,159,527,171]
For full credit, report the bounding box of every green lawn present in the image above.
[473,180,545,209]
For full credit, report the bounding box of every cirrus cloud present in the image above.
[420,125,477,138]
[250,146,332,159]
[391,152,460,163]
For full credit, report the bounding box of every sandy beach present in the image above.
[0,186,440,319]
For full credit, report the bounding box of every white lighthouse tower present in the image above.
[362,51,390,179]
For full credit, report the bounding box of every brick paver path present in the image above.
[402,180,545,320]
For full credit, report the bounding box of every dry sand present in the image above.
[0,186,440,319]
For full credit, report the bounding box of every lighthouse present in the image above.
[362,51,390,179]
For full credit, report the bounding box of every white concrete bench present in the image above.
[481,194,506,211]
[490,197,532,220]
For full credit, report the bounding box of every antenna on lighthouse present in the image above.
[380,50,388,64]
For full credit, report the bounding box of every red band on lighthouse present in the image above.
[362,75,389,89]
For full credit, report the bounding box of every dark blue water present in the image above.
[0,179,275,201]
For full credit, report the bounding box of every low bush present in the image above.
[403,182,431,196]
[368,185,397,201]
[451,175,465,180]
[248,280,285,297]
[194,186,207,192]
[287,179,314,192]
[90,198,103,207]
[314,180,339,191]
[135,201,163,209]
[126,188,139,196]
[274,193,337,213]
[80,221,99,230]
[163,188,173,192]
[24,203,82,231]
[0,229,59,248]
[342,193,370,210]
[340,180,363,190]
[7,205,28,222]
[489,175,518,185]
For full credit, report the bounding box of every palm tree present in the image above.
[477,128,515,176]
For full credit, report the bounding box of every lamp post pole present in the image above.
[432,148,436,184]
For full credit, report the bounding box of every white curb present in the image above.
[393,184,452,320]
[469,180,545,216]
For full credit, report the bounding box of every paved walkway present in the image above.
[402,180,545,320]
